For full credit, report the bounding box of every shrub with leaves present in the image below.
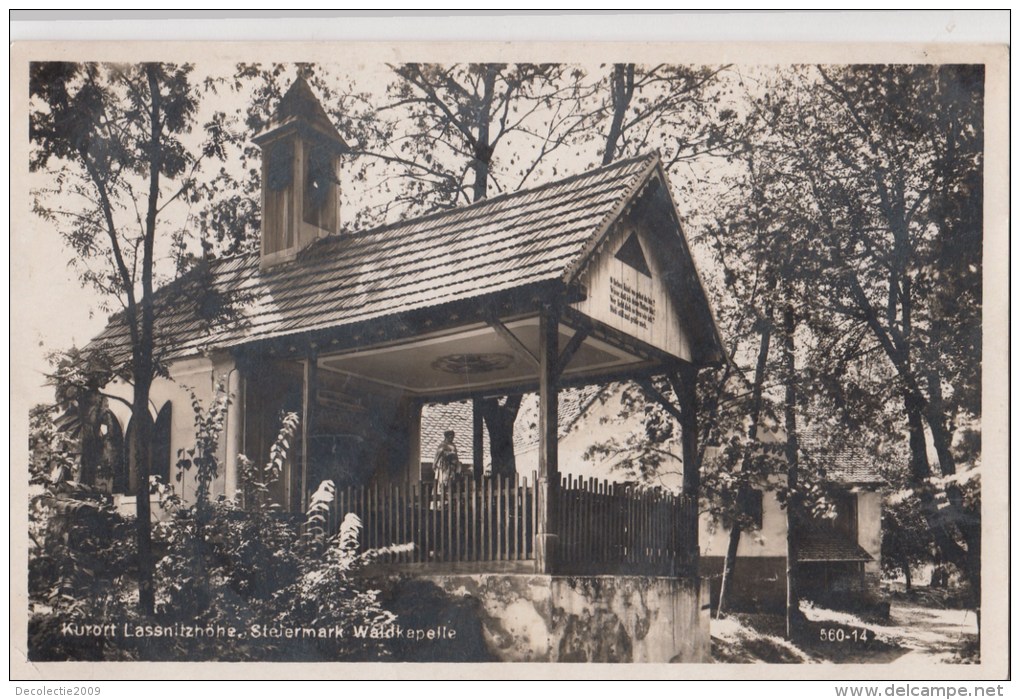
[30,384,407,661]
[29,404,78,486]
[277,512,407,660]
[145,396,401,660]
[28,478,139,660]
[174,384,230,512]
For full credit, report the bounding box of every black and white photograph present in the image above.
[10,15,1009,680]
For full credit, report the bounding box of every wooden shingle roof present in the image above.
[824,458,885,486]
[91,153,662,362]
[798,530,874,563]
[420,400,475,461]
[252,76,347,149]
[799,427,885,486]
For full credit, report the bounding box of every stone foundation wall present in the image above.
[379,574,709,663]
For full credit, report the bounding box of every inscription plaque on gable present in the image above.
[609,276,656,329]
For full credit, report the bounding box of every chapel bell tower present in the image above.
[253,76,348,269]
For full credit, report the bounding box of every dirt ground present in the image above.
[876,604,979,665]
[711,595,979,664]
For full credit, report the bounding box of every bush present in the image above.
[28,395,401,661]
[28,483,140,661]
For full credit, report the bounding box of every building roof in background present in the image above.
[420,386,605,466]
[798,529,874,563]
[799,426,886,486]
[420,400,475,461]
[823,456,886,486]
[512,385,605,455]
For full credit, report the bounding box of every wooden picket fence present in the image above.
[332,473,536,564]
[555,475,698,575]
[330,472,696,574]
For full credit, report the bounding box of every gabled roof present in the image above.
[91,153,708,363]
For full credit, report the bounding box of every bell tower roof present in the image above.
[253,76,346,268]
[253,76,347,152]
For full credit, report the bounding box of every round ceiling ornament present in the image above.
[431,353,515,375]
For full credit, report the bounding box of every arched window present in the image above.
[97,410,124,492]
[119,402,172,495]
[153,402,172,484]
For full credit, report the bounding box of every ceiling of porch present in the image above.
[317,316,652,397]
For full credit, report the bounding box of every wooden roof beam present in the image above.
[487,315,540,368]
[556,327,589,379]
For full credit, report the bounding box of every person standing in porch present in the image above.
[434,430,460,491]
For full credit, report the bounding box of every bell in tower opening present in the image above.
[253,76,348,269]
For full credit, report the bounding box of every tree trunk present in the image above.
[836,163,979,597]
[856,235,978,602]
[886,175,978,605]
[924,368,958,477]
[471,66,497,203]
[900,389,977,597]
[480,396,521,479]
[922,369,981,612]
[782,301,800,639]
[131,363,155,615]
[717,306,773,618]
[131,64,162,617]
[602,64,634,165]
[716,519,742,617]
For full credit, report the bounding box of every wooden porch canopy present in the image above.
[91,152,724,574]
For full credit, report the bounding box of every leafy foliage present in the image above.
[29,404,78,486]
[737,65,983,596]
[28,398,400,661]
[28,463,140,660]
[174,383,230,510]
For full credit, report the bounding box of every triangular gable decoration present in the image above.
[614,232,652,277]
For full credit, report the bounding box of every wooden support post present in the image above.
[676,363,700,496]
[407,398,422,481]
[300,350,318,514]
[224,363,245,502]
[675,362,699,571]
[535,305,560,574]
[472,398,484,481]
